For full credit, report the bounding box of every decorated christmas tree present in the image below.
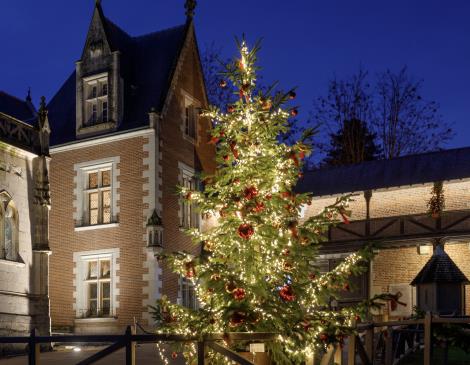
[152,40,373,364]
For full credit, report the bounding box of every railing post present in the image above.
[365,326,374,363]
[334,343,342,365]
[384,328,393,365]
[197,341,205,365]
[347,334,355,365]
[125,325,136,365]
[424,312,432,365]
[28,328,40,365]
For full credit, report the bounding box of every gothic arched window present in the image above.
[0,192,18,261]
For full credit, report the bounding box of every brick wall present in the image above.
[159,36,215,302]
[303,179,470,222]
[50,136,148,329]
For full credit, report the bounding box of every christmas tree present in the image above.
[152,40,373,364]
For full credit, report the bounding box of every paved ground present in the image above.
[0,344,185,365]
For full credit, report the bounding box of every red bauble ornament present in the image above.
[279,285,295,301]
[290,108,298,117]
[244,186,258,200]
[185,192,192,200]
[280,191,291,199]
[232,287,246,301]
[208,136,219,145]
[229,141,239,159]
[299,151,305,159]
[253,201,265,213]
[238,223,254,240]
[289,152,299,167]
[298,172,304,178]
[343,283,350,291]
[219,80,227,88]
[309,273,316,280]
[261,99,272,111]
[184,262,196,278]
[319,333,329,343]
[171,352,178,359]
[282,249,290,256]
[227,105,235,113]
[289,91,297,100]
[265,194,272,200]
[230,311,246,327]
[223,155,229,161]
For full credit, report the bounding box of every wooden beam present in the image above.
[206,342,255,365]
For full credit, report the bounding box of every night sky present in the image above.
[1,0,469,148]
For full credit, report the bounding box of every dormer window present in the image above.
[83,73,109,127]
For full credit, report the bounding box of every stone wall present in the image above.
[0,143,50,338]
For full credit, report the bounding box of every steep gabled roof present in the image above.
[47,18,187,146]
[0,91,36,123]
[296,147,470,196]
[411,246,469,285]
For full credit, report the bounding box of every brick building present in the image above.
[0,92,51,337]
[298,147,470,319]
[47,1,214,333]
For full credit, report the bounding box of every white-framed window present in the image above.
[83,73,109,126]
[74,249,119,319]
[179,163,200,229]
[178,277,198,310]
[74,158,119,229]
[0,192,18,261]
[85,167,112,226]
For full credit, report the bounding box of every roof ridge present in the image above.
[0,90,29,104]
[307,146,470,174]
[132,23,186,41]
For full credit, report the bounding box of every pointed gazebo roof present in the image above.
[411,245,469,285]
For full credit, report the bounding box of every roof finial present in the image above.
[95,0,101,5]
[26,87,32,103]
[185,0,197,19]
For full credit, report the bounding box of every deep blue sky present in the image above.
[1,0,469,148]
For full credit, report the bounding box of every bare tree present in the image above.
[200,42,235,110]
[374,67,453,159]
[311,67,453,165]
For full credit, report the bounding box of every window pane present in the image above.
[102,300,110,316]
[89,192,98,209]
[102,190,111,223]
[100,260,110,278]
[89,282,97,299]
[101,282,110,298]
[102,83,108,96]
[88,261,98,279]
[89,192,99,225]
[92,86,97,98]
[4,206,14,260]
[88,173,98,189]
[101,170,111,187]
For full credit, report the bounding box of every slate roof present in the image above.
[0,91,36,123]
[296,147,470,196]
[411,246,469,285]
[47,15,187,146]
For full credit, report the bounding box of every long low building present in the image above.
[297,147,470,319]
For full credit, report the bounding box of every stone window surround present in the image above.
[73,248,120,319]
[180,90,200,145]
[73,157,120,231]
